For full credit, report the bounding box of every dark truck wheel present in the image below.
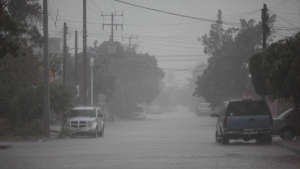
[94,127,98,138]
[221,135,229,145]
[280,127,295,141]
[99,125,104,137]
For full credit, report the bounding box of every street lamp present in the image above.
[90,57,94,106]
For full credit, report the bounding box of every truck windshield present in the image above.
[226,101,270,116]
[69,110,96,117]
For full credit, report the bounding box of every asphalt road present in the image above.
[1,111,300,169]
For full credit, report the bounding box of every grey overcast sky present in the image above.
[45,0,300,87]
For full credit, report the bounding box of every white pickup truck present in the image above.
[65,107,105,138]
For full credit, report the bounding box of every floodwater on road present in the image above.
[1,111,300,169]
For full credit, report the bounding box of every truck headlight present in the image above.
[87,121,94,126]
[66,121,70,126]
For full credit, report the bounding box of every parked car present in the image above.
[211,99,273,145]
[273,108,300,141]
[195,103,212,116]
[65,106,105,138]
[146,108,162,115]
[128,107,147,120]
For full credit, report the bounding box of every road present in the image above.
[1,111,300,169]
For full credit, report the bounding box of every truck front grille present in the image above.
[71,121,87,128]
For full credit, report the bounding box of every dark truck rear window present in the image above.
[226,100,270,116]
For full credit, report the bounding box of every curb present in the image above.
[274,142,300,155]
[0,144,12,149]
[37,137,55,142]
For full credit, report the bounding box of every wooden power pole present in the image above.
[122,35,138,49]
[63,22,67,84]
[43,0,50,137]
[262,4,269,50]
[82,0,87,106]
[102,12,123,45]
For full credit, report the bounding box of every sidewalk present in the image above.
[273,136,300,155]
[50,120,62,139]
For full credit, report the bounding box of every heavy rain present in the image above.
[1,0,300,169]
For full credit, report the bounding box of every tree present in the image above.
[249,53,269,96]
[260,32,300,108]
[0,1,25,58]
[0,52,74,123]
[0,0,42,58]
[95,42,165,117]
[50,84,74,118]
[180,63,207,111]
[0,1,75,127]
[194,10,276,109]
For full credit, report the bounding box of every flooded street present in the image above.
[1,111,300,169]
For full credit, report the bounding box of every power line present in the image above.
[139,41,202,50]
[50,0,63,31]
[269,11,300,30]
[108,0,117,10]
[272,0,300,11]
[268,0,290,9]
[91,0,103,12]
[87,4,102,16]
[114,0,240,26]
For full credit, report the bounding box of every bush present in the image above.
[0,118,14,136]
[14,119,43,136]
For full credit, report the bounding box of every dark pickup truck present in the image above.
[211,99,273,145]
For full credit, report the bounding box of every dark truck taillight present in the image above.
[223,116,227,128]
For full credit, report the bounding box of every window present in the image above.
[69,109,96,117]
[226,101,270,116]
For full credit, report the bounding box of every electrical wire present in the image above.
[114,0,240,26]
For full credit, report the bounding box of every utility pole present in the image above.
[262,4,269,50]
[102,12,123,121]
[102,11,123,45]
[261,4,269,101]
[75,30,79,102]
[43,0,50,137]
[63,22,67,84]
[122,35,138,49]
[82,0,87,106]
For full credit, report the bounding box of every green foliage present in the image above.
[261,32,300,108]
[0,53,42,122]
[14,119,43,136]
[249,53,269,95]
[0,2,25,58]
[113,49,164,116]
[58,128,72,139]
[0,52,74,123]
[194,11,276,108]
[94,42,165,117]
[0,0,42,58]
[74,45,118,104]
[50,84,74,115]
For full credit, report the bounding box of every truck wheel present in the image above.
[215,131,221,143]
[222,135,229,145]
[280,127,295,141]
[94,127,98,138]
[99,126,104,137]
